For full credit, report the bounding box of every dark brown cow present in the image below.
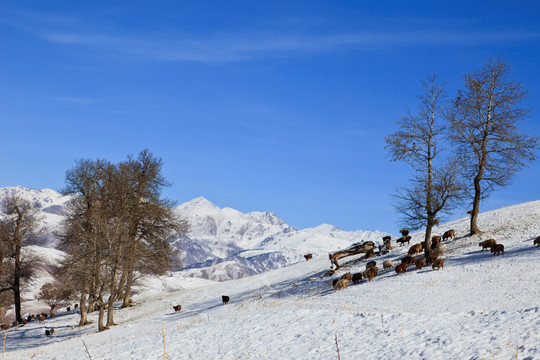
[173,305,182,313]
[443,229,456,241]
[304,253,313,261]
[479,239,497,251]
[222,295,230,305]
[491,244,505,256]
[352,273,363,283]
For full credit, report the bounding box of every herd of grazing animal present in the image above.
[478,239,506,255]
[0,304,82,334]
[329,226,539,291]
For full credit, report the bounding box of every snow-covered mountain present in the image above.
[174,196,388,281]
[0,187,388,284]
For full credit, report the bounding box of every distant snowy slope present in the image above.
[0,186,69,247]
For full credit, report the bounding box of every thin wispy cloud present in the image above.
[34,29,540,63]
[48,96,100,104]
[3,8,540,63]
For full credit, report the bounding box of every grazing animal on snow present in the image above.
[534,236,540,247]
[365,261,376,270]
[431,236,441,249]
[352,273,363,283]
[479,239,497,251]
[382,260,394,270]
[396,235,411,246]
[304,253,313,261]
[408,243,423,256]
[173,305,182,313]
[491,244,504,256]
[364,267,379,281]
[442,229,456,241]
[400,229,409,237]
[340,272,353,281]
[333,279,349,291]
[395,263,408,274]
[432,258,444,270]
[401,255,415,267]
[415,258,425,270]
[383,237,393,250]
[222,295,230,305]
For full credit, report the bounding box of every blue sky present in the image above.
[1,1,539,233]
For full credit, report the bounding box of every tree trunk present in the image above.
[98,304,106,331]
[14,243,23,324]
[106,268,120,328]
[78,286,91,326]
[424,213,436,259]
[470,176,482,235]
[106,298,115,328]
[13,276,23,324]
[121,264,134,308]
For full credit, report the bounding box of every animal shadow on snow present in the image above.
[4,323,76,352]
[454,246,535,267]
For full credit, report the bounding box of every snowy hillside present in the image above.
[4,199,540,359]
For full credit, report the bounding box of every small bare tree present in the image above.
[38,281,73,313]
[0,195,44,323]
[386,75,465,248]
[448,58,538,235]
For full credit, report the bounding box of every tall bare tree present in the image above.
[60,158,110,327]
[59,151,187,331]
[117,150,187,309]
[386,75,465,248]
[448,58,538,235]
[0,195,43,324]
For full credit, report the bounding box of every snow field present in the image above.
[3,198,540,359]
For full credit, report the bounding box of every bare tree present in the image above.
[448,58,538,235]
[38,281,73,313]
[60,158,110,327]
[0,195,44,323]
[386,75,465,249]
[59,151,187,331]
[117,150,188,309]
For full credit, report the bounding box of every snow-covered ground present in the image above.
[4,200,540,359]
